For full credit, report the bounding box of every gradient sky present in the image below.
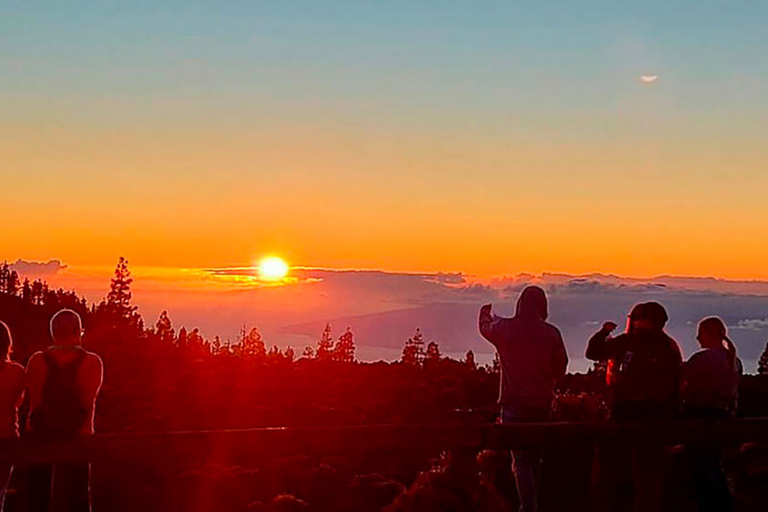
[3,2,768,278]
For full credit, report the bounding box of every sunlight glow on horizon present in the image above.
[258,257,290,281]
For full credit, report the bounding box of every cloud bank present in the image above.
[33,264,768,372]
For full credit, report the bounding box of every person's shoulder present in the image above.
[6,361,26,377]
[687,348,710,359]
[662,333,683,355]
[81,350,104,369]
[26,350,48,368]
[610,333,631,343]
[543,321,563,337]
[686,349,711,365]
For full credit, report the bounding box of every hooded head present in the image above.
[515,286,548,321]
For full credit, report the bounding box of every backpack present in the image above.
[615,332,680,406]
[29,349,89,437]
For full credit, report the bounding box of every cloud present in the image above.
[33,264,768,370]
[9,259,67,276]
[732,318,768,331]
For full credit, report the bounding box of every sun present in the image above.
[258,256,290,281]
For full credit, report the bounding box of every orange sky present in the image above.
[3,118,767,280]
[4,4,768,280]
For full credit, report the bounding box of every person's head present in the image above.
[0,321,12,361]
[697,316,737,366]
[627,303,651,333]
[515,285,548,321]
[50,309,83,347]
[642,302,669,331]
[697,317,728,349]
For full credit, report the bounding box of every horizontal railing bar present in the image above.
[2,419,768,465]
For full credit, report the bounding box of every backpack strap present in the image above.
[42,348,87,375]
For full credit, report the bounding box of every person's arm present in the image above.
[667,337,684,395]
[10,364,25,409]
[25,352,46,413]
[79,353,104,409]
[552,329,568,380]
[585,322,618,361]
[680,356,697,400]
[478,304,504,346]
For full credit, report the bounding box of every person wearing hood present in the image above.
[479,285,568,512]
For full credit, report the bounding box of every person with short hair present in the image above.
[0,321,25,511]
[25,309,103,512]
[587,302,683,512]
[479,286,568,512]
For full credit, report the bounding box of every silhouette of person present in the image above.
[25,309,103,512]
[682,317,742,512]
[586,302,683,512]
[0,322,25,511]
[479,285,568,512]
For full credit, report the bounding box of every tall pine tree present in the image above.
[316,323,334,361]
[333,327,356,363]
[155,311,175,344]
[107,257,138,319]
[401,328,426,366]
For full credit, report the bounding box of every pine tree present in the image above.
[333,327,356,363]
[284,346,296,363]
[211,335,223,355]
[0,263,20,296]
[302,346,315,359]
[758,341,768,375]
[187,328,205,352]
[106,257,138,319]
[177,327,188,349]
[401,328,426,366]
[155,311,175,344]
[316,323,334,361]
[21,278,31,303]
[425,341,441,364]
[239,327,266,358]
[30,280,48,306]
[465,350,477,371]
[6,270,19,296]
[0,262,9,294]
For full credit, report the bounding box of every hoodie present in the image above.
[479,286,568,410]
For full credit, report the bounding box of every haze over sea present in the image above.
[12,260,768,373]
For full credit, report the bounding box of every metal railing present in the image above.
[2,418,768,465]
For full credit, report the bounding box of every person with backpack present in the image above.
[682,317,742,512]
[25,309,103,512]
[0,321,25,511]
[586,302,683,512]
[479,286,568,512]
